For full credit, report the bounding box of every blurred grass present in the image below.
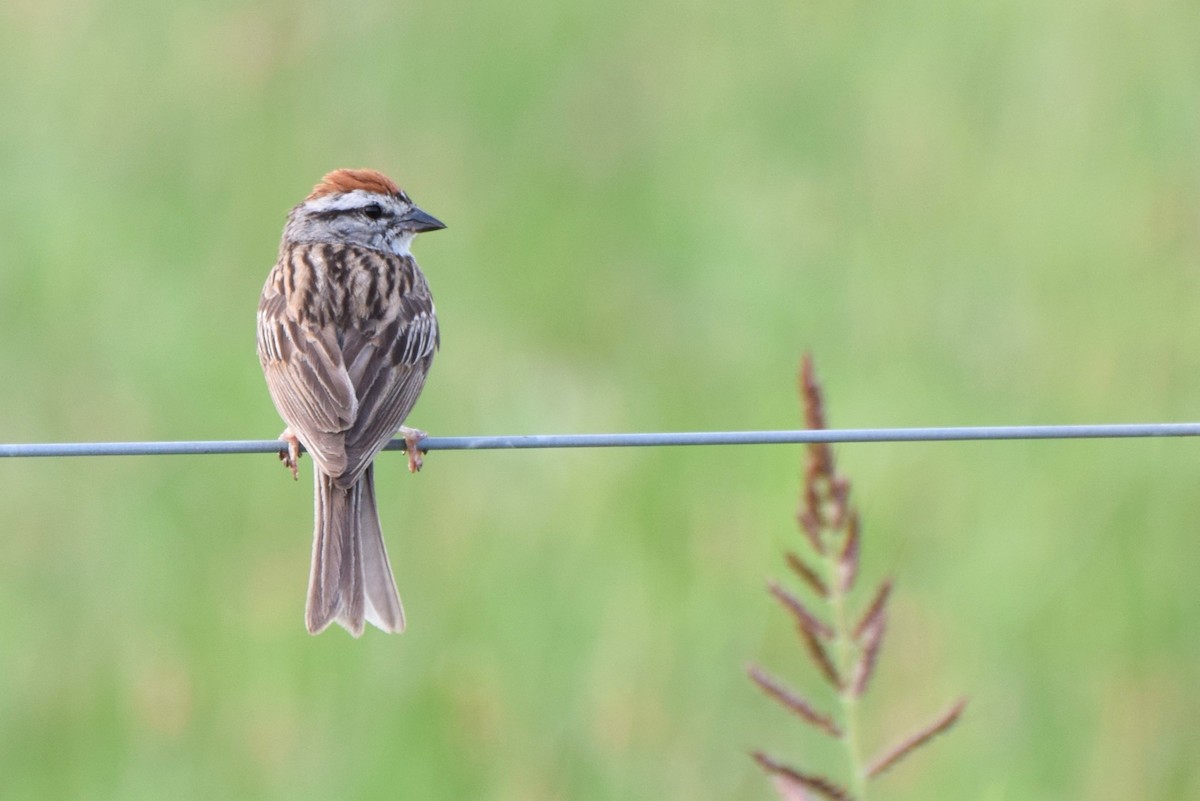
[1,0,1199,798]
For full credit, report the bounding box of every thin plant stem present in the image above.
[829,583,867,800]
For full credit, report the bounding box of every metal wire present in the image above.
[3,422,1200,458]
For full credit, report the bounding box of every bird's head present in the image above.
[283,168,445,256]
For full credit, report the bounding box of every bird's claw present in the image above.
[278,429,302,480]
[400,426,427,473]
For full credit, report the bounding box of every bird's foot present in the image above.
[400,426,427,473]
[277,428,302,480]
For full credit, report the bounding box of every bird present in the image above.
[256,168,445,636]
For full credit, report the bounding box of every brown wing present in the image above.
[337,271,438,487]
[257,288,358,476]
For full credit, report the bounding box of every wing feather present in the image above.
[336,303,437,487]
[257,273,357,475]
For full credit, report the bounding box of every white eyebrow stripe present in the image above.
[303,189,404,214]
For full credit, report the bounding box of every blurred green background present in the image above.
[2,0,1199,798]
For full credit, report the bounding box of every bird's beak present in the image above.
[399,206,446,233]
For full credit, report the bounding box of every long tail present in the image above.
[306,464,406,636]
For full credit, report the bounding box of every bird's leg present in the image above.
[278,427,303,480]
[399,426,428,473]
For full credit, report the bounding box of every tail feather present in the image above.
[307,466,405,636]
[306,471,343,634]
[359,468,406,632]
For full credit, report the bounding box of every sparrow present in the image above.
[256,168,445,636]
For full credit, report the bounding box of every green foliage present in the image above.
[1,1,1199,799]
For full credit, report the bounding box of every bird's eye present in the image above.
[363,203,384,220]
